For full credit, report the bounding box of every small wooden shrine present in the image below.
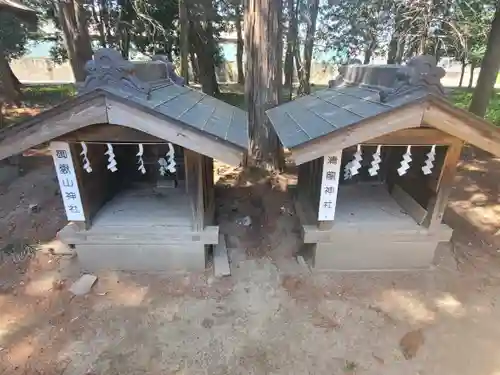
[267,56,500,271]
[0,48,248,271]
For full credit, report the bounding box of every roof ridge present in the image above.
[79,48,186,99]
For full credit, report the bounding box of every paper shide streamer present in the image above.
[422,145,436,175]
[397,145,412,176]
[368,145,382,176]
[105,143,118,172]
[349,144,363,176]
[80,142,92,173]
[136,144,146,174]
[158,142,177,176]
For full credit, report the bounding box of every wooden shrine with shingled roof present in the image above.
[0,48,248,272]
[266,56,500,271]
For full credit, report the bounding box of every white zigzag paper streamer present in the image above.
[422,145,436,175]
[158,142,177,176]
[397,145,412,176]
[137,144,146,174]
[349,145,362,176]
[344,161,352,180]
[368,145,382,176]
[105,143,118,172]
[166,142,176,173]
[80,142,92,173]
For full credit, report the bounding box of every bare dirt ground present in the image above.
[0,151,500,375]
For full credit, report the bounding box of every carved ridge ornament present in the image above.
[379,55,446,102]
[81,48,152,95]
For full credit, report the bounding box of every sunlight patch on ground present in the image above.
[449,200,500,235]
[24,273,58,297]
[378,290,436,324]
[6,339,35,367]
[95,275,149,307]
[434,294,466,318]
[461,164,488,172]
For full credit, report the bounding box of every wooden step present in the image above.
[58,223,219,245]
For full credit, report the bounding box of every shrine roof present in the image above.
[266,56,500,163]
[0,49,248,165]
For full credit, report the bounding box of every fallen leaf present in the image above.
[400,329,424,360]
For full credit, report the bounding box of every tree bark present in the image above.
[57,0,93,82]
[468,61,475,89]
[190,50,200,83]
[387,31,399,64]
[468,61,476,89]
[244,0,284,169]
[235,5,244,85]
[117,0,132,58]
[187,0,220,95]
[284,0,296,101]
[469,3,500,117]
[459,60,466,88]
[363,36,376,64]
[298,0,319,95]
[189,21,220,96]
[0,50,21,106]
[91,0,106,47]
[179,0,189,84]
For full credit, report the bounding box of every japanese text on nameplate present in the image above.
[50,142,85,221]
[318,151,342,221]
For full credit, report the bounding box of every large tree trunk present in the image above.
[244,0,284,169]
[58,0,93,82]
[235,5,244,85]
[469,4,500,117]
[91,0,106,47]
[387,31,399,64]
[0,52,21,103]
[363,36,376,64]
[190,50,200,83]
[179,0,189,84]
[187,0,220,95]
[468,61,476,89]
[284,0,296,101]
[117,0,132,58]
[298,0,319,95]
[459,60,466,88]
[189,21,220,96]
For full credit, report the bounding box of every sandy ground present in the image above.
[0,153,499,375]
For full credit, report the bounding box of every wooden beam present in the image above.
[0,96,107,161]
[391,184,428,225]
[424,139,464,230]
[364,128,456,146]
[106,98,244,165]
[184,149,205,231]
[424,102,500,157]
[56,124,165,143]
[290,104,426,165]
[213,233,231,277]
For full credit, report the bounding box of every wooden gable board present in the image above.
[289,96,500,165]
[290,102,427,165]
[423,96,500,157]
[0,89,245,165]
[0,93,107,161]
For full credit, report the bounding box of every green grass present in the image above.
[450,88,500,126]
[22,84,76,107]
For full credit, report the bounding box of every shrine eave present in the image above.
[0,88,247,166]
[267,89,500,165]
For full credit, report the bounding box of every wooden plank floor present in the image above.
[335,183,419,230]
[91,186,193,228]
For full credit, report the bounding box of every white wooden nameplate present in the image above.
[50,141,85,221]
[318,151,342,221]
